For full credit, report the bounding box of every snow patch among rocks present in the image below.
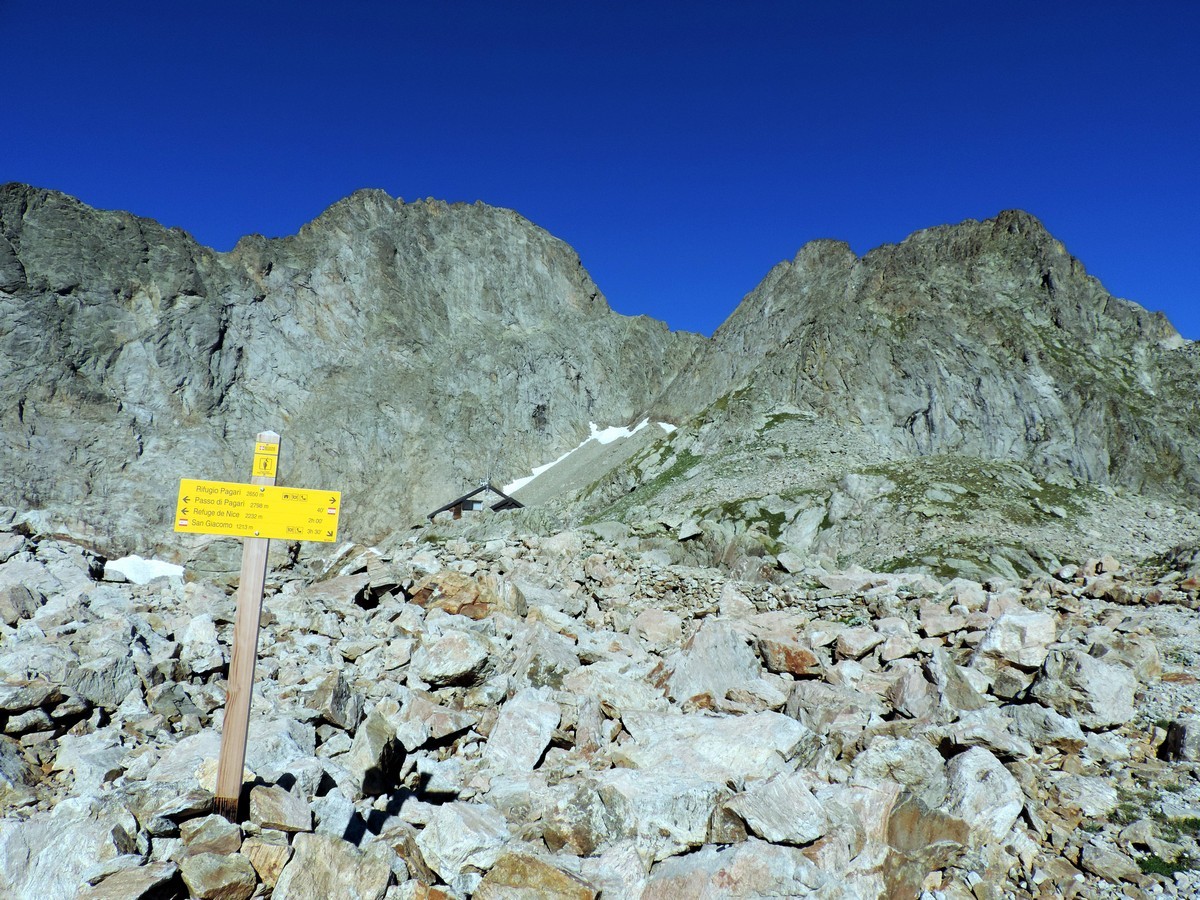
[103,555,184,584]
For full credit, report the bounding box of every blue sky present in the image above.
[5,1,1197,339]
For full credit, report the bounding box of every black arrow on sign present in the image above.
[182,496,190,503]
[180,507,189,515]
[326,530,333,537]
[329,496,337,505]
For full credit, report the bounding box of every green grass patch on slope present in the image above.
[584,449,702,524]
[856,455,1093,527]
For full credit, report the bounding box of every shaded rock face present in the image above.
[0,184,697,553]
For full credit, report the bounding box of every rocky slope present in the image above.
[553,402,1200,584]
[3,520,1200,898]
[562,211,1200,578]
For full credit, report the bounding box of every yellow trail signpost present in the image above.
[174,480,341,542]
[175,431,340,820]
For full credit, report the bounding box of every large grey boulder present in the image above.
[1003,702,1086,751]
[145,716,316,786]
[179,852,258,900]
[1052,774,1119,818]
[273,832,393,900]
[972,607,1057,670]
[663,619,763,704]
[510,622,580,690]
[596,768,728,862]
[1079,838,1141,884]
[483,686,560,773]
[52,729,126,793]
[0,585,43,626]
[788,679,890,734]
[0,735,37,803]
[344,700,404,798]
[925,647,989,713]
[179,814,242,857]
[1030,648,1137,730]
[0,797,142,900]
[616,710,819,787]
[542,779,624,857]
[942,747,1024,845]
[725,771,829,845]
[944,708,1036,760]
[249,785,313,833]
[68,653,142,711]
[79,861,180,900]
[639,838,838,899]
[850,737,947,809]
[562,658,669,716]
[414,629,492,687]
[180,614,225,676]
[415,801,512,896]
[475,851,597,900]
[303,671,363,731]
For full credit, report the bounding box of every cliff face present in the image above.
[0,185,699,553]
[657,210,1199,494]
[1,186,1196,564]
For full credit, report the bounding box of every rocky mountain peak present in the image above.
[1,186,699,556]
[288,187,406,240]
[992,205,1051,235]
[648,210,1200,571]
[240,188,614,330]
[1,187,1196,575]
[790,237,858,270]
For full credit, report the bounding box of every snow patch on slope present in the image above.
[504,419,674,494]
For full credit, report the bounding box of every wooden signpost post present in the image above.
[174,430,340,819]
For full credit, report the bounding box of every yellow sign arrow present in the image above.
[174,479,341,542]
